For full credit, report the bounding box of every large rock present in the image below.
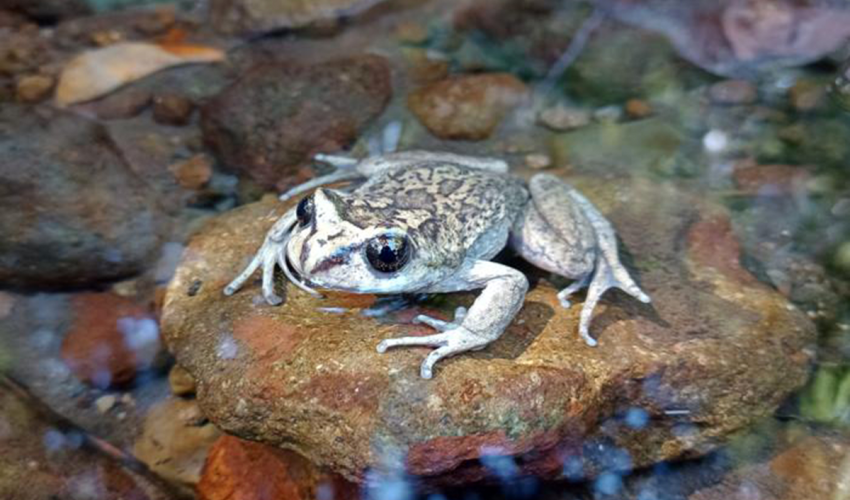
[208,0,388,35]
[201,56,391,190]
[161,174,815,486]
[0,105,164,289]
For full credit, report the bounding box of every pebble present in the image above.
[524,153,552,170]
[95,394,117,414]
[625,98,652,119]
[708,79,758,105]
[170,154,213,190]
[408,73,528,141]
[788,80,826,112]
[169,364,197,397]
[16,74,54,103]
[538,105,591,131]
[153,92,195,126]
[84,88,152,120]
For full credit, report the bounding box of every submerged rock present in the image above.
[161,173,815,486]
[201,55,391,190]
[198,435,358,500]
[208,0,388,35]
[0,105,163,289]
[408,73,529,141]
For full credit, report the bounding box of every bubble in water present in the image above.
[594,472,622,496]
[625,408,649,429]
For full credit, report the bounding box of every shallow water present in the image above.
[0,0,849,499]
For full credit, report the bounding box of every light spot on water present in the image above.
[217,334,238,359]
[625,407,650,429]
[595,471,623,496]
[703,130,728,153]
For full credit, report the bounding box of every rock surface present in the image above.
[208,0,387,35]
[408,73,528,140]
[0,105,163,289]
[198,435,358,500]
[161,173,815,486]
[133,397,221,486]
[0,377,174,500]
[60,292,161,388]
[201,55,391,190]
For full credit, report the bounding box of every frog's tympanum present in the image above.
[224,143,650,379]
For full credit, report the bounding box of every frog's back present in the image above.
[343,163,528,265]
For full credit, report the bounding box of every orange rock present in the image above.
[625,98,652,119]
[170,155,212,190]
[60,292,159,388]
[408,73,528,140]
[197,435,358,500]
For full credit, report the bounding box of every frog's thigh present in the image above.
[510,202,596,280]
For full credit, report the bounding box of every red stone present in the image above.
[60,292,158,388]
[197,435,357,500]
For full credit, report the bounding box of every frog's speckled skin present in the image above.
[224,148,650,379]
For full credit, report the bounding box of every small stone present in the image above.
[408,73,528,140]
[395,21,428,44]
[169,364,197,397]
[153,93,195,126]
[708,79,758,105]
[15,74,54,103]
[60,292,160,388]
[0,291,15,319]
[170,155,213,190]
[208,0,388,35]
[120,393,135,406]
[404,49,450,85]
[625,98,652,119]
[197,435,358,500]
[95,394,117,414]
[538,105,591,131]
[134,398,221,486]
[788,80,826,112]
[524,153,552,170]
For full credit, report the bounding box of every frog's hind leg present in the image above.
[511,173,650,346]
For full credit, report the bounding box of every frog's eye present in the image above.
[296,195,314,227]
[365,234,411,273]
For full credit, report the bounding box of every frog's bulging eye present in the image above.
[296,195,313,227]
[365,234,411,273]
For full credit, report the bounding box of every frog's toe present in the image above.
[376,332,451,353]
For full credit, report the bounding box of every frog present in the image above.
[223,127,650,379]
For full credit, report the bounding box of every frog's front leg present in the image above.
[377,260,528,379]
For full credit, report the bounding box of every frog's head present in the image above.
[285,188,427,293]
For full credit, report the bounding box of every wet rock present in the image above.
[208,0,388,35]
[538,105,591,131]
[74,87,152,120]
[168,364,196,397]
[2,0,89,22]
[0,378,175,500]
[624,98,653,119]
[788,79,827,112]
[603,0,850,78]
[15,74,54,103]
[170,154,213,190]
[152,92,194,126]
[60,292,161,389]
[161,175,815,486]
[198,435,358,500]
[0,105,163,289]
[202,55,391,189]
[732,160,810,196]
[134,397,221,487]
[408,73,528,140]
[708,80,758,105]
[689,433,850,500]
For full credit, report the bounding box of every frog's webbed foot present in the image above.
[376,311,488,380]
[377,261,528,379]
[574,259,650,347]
[223,208,321,304]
